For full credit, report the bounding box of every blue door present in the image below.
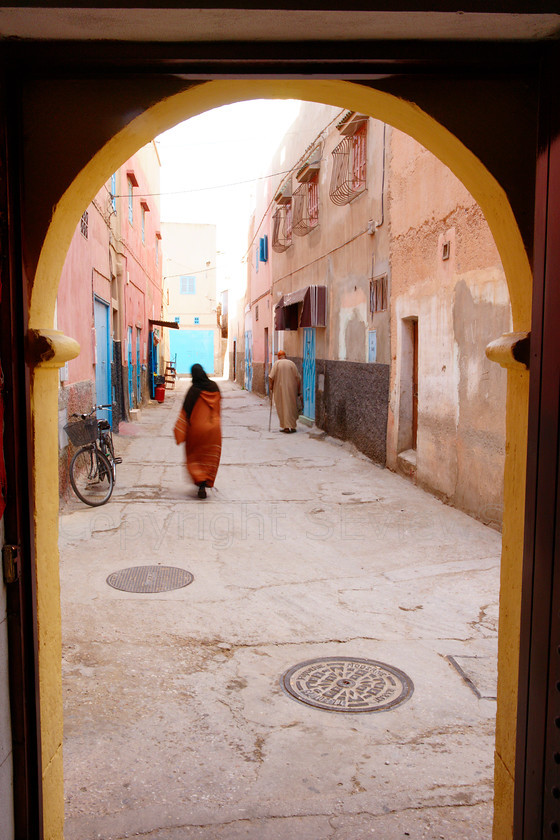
[303,327,316,420]
[94,297,111,424]
[127,326,134,409]
[170,329,215,374]
[148,331,157,398]
[244,330,253,391]
[136,328,141,405]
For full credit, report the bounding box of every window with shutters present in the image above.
[370,273,388,313]
[180,275,196,295]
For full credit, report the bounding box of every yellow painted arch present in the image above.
[29,80,530,840]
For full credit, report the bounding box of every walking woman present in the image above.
[174,364,221,498]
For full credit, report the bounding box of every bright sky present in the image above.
[155,99,302,296]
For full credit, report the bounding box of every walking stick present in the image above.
[268,391,273,432]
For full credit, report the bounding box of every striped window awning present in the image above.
[274,285,327,331]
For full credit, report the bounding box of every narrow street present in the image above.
[59,379,500,840]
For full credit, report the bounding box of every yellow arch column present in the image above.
[28,80,531,839]
[27,330,80,840]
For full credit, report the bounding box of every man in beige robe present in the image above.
[268,350,302,433]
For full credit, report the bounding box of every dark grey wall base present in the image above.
[315,359,389,466]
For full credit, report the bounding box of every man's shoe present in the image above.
[197,482,207,499]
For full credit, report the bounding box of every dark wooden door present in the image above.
[0,79,42,838]
[515,45,560,840]
[412,319,418,451]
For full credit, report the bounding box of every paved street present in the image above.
[59,378,500,840]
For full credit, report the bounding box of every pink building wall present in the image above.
[56,142,163,497]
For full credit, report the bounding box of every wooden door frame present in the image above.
[0,36,555,838]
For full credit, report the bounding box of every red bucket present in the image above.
[155,384,165,403]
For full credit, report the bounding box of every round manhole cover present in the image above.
[281,656,414,713]
[106,565,194,593]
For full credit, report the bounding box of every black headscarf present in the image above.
[183,364,220,419]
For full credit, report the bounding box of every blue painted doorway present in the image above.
[170,329,215,374]
[136,328,141,405]
[244,330,252,391]
[94,297,111,424]
[303,327,316,420]
[127,326,134,409]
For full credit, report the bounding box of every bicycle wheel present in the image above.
[100,432,116,480]
[69,446,114,506]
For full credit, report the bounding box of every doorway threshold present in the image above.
[397,448,417,482]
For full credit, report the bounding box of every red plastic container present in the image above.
[155,384,165,403]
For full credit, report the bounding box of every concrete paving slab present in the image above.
[59,379,500,839]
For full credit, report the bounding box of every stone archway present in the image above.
[28,79,531,839]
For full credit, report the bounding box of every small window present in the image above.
[259,235,268,262]
[141,206,146,244]
[352,124,367,190]
[368,330,377,362]
[174,316,180,324]
[194,316,200,325]
[110,173,116,212]
[80,211,88,239]
[370,274,388,313]
[255,305,259,322]
[127,179,134,225]
[180,275,196,295]
[155,237,159,265]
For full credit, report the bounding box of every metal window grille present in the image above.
[194,316,200,324]
[370,274,388,313]
[272,205,293,252]
[141,206,146,244]
[330,127,368,206]
[293,178,319,236]
[80,210,88,239]
[255,305,259,322]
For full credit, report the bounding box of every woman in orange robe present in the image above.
[174,364,221,499]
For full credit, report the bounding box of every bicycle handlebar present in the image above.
[70,404,114,420]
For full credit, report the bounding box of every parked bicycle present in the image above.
[64,405,122,506]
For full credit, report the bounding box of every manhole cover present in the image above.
[281,656,414,713]
[106,565,194,593]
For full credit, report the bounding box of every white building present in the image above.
[161,222,222,375]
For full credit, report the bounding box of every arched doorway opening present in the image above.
[27,79,531,839]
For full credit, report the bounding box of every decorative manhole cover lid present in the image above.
[281,656,414,713]
[106,565,194,593]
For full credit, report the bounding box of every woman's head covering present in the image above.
[190,364,219,392]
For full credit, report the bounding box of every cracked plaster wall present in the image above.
[386,127,511,525]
